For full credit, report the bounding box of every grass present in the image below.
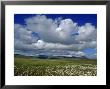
[14,56,97,76]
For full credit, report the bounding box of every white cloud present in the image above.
[14,24,39,44]
[14,15,97,54]
[26,40,96,51]
[24,15,79,44]
[76,23,96,42]
[14,39,37,51]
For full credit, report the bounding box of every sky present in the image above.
[14,14,97,59]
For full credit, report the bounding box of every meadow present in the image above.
[14,56,97,76]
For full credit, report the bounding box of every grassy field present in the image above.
[14,57,97,76]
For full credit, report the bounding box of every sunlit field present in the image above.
[14,56,97,76]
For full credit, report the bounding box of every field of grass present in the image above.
[14,57,97,76]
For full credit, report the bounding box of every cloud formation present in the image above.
[14,15,97,57]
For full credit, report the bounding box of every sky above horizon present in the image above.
[14,14,97,59]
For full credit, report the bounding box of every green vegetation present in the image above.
[14,56,97,76]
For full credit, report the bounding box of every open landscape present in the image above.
[14,14,97,76]
[14,55,97,76]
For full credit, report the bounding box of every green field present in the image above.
[14,56,97,76]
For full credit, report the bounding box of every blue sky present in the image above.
[14,14,97,59]
[15,14,97,27]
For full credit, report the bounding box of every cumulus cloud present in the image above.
[14,24,39,44]
[76,23,96,42]
[14,15,97,56]
[24,15,79,44]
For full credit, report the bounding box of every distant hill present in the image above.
[14,54,37,59]
[14,54,91,60]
